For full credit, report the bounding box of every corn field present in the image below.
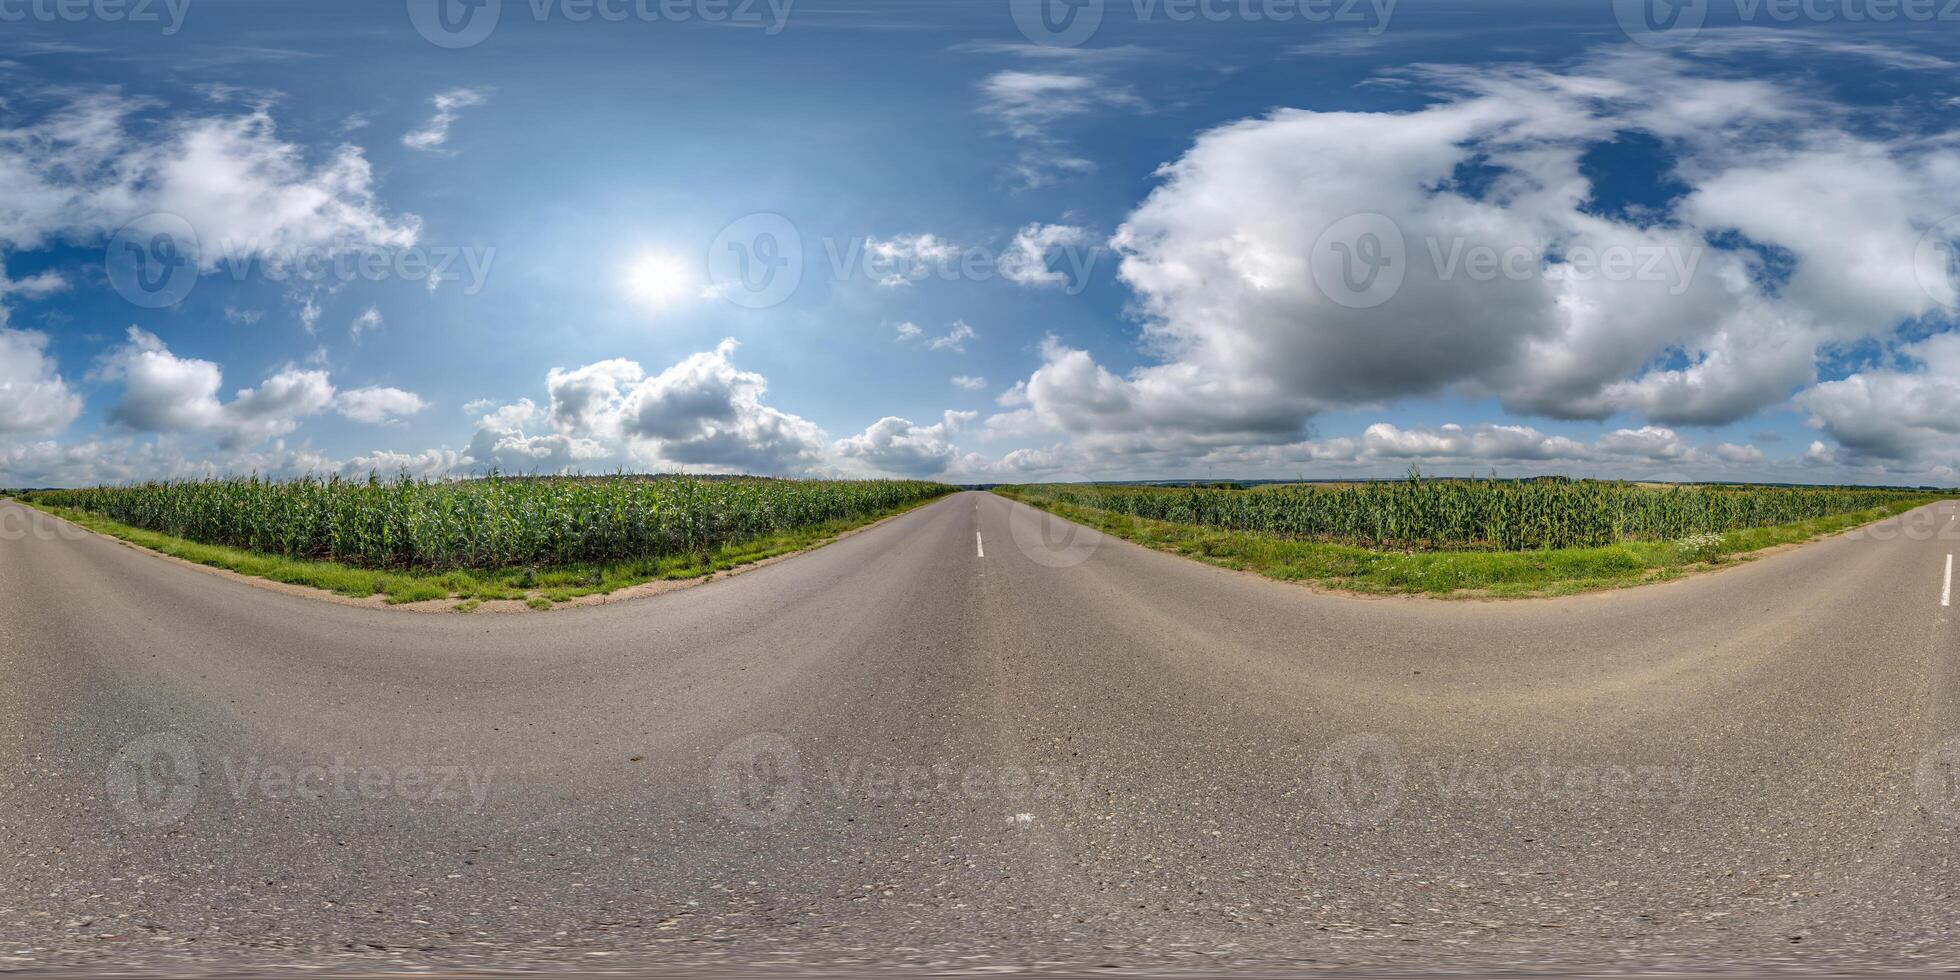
[27,475,951,570]
[1004,480,1940,552]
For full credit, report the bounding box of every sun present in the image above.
[623,252,693,309]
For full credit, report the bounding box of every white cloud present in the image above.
[460,340,830,476]
[1797,333,1960,461]
[1,268,66,298]
[91,327,342,449]
[1685,27,1956,72]
[998,222,1094,287]
[94,327,229,435]
[1268,423,1707,468]
[897,319,978,353]
[0,327,82,435]
[224,306,264,325]
[340,447,463,480]
[1,437,335,488]
[544,358,645,436]
[950,418,1795,484]
[349,305,383,342]
[862,234,964,287]
[1713,442,1765,464]
[1594,425,1692,461]
[336,386,428,425]
[295,291,322,334]
[458,397,605,474]
[0,91,419,270]
[985,48,1960,472]
[0,336,842,487]
[952,41,1153,62]
[834,410,976,477]
[952,375,988,391]
[0,265,81,436]
[927,320,977,353]
[978,71,1146,187]
[616,340,829,473]
[1351,422,1590,462]
[402,87,488,153]
[979,71,1143,139]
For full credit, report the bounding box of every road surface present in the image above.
[4,491,1960,974]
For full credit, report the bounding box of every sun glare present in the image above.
[623,252,693,309]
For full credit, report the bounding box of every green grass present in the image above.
[992,489,1942,598]
[20,496,938,609]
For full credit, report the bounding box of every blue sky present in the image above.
[2,0,1959,486]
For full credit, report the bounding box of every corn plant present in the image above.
[1005,480,1938,552]
[28,474,952,570]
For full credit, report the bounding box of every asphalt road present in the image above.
[4,491,1960,974]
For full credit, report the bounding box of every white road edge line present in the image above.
[1945,554,1953,608]
[977,531,985,559]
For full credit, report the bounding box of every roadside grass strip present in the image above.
[993,488,1947,599]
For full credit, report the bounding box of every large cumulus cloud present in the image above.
[989,45,1960,473]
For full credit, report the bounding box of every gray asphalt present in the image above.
[4,491,1960,975]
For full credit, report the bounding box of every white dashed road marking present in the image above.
[977,531,985,558]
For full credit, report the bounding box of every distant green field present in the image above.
[994,480,1954,598]
[27,474,950,571]
[998,479,1943,552]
